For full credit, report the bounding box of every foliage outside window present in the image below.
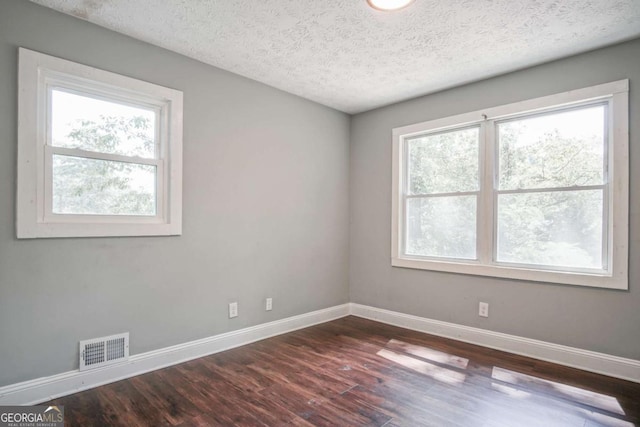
[17,48,183,238]
[392,81,629,289]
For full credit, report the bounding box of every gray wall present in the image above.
[350,39,640,360]
[0,0,350,386]
[1,0,638,390]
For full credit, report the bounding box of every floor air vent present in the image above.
[79,332,129,371]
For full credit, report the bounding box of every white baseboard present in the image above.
[349,303,640,383]
[2,302,637,405]
[0,304,350,405]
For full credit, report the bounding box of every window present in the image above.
[17,48,183,238]
[392,80,629,289]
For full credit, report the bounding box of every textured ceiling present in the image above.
[29,0,640,113]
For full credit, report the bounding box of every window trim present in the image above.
[391,80,629,290]
[17,48,183,238]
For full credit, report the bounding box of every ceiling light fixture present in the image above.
[367,0,415,11]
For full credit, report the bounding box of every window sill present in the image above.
[17,222,182,239]
[391,257,627,290]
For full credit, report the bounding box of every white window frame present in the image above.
[391,80,629,290]
[17,48,183,238]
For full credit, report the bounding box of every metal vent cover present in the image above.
[79,332,129,371]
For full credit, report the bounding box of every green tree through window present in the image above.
[52,116,157,216]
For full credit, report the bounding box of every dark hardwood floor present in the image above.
[48,316,639,426]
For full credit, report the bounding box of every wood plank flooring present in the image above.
[47,316,640,426]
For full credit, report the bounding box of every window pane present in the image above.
[52,155,156,216]
[498,105,605,190]
[497,190,603,269]
[51,89,156,159]
[406,196,477,259]
[407,127,479,194]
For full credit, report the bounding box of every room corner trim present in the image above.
[349,303,640,383]
[0,303,350,405]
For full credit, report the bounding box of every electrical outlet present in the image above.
[229,302,238,318]
[479,302,489,318]
[265,298,273,311]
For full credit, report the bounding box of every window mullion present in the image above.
[496,185,605,195]
[406,190,480,199]
[477,120,495,264]
[49,146,160,166]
